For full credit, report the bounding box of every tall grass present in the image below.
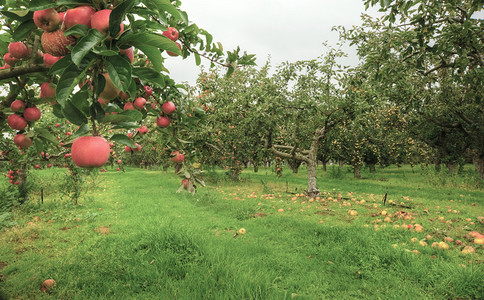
[0,165,482,299]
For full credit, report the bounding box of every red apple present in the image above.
[91,9,124,37]
[118,91,130,100]
[71,136,111,168]
[41,30,76,56]
[124,146,131,153]
[63,6,96,29]
[3,53,18,65]
[97,98,108,106]
[10,100,26,112]
[123,102,135,111]
[137,126,148,134]
[34,8,61,32]
[99,73,120,101]
[162,27,179,41]
[134,97,146,109]
[132,143,141,152]
[156,116,170,127]
[167,42,182,57]
[182,178,189,189]
[170,151,184,163]
[47,164,52,168]
[23,107,42,121]
[161,101,176,114]
[43,53,62,68]
[143,85,152,97]
[40,82,56,99]
[7,114,28,130]
[13,134,33,149]
[41,279,56,292]
[120,47,134,63]
[8,42,30,59]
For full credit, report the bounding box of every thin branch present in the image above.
[273,144,310,155]
[0,63,49,81]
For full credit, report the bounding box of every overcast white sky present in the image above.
[163,0,384,85]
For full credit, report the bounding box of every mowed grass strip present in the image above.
[0,166,483,299]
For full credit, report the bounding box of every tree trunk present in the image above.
[253,164,259,173]
[307,160,319,198]
[230,169,240,181]
[322,161,327,172]
[473,153,484,179]
[368,163,376,173]
[339,160,344,169]
[286,158,301,173]
[353,165,361,179]
[446,161,458,174]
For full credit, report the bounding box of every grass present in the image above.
[0,164,483,299]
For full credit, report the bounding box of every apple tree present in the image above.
[0,0,256,205]
[264,45,348,197]
[349,1,484,178]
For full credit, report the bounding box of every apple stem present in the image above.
[91,116,98,136]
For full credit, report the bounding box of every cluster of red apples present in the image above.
[7,100,42,149]
[3,5,185,169]
[6,169,21,185]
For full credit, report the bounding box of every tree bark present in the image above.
[322,161,327,172]
[473,153,484,179]
[368,163,376,173]
[253,164,259,173]
[446,161,458,174]
[353,165,361,179]
[286,158,302,173]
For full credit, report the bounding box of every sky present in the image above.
[163,0,384,85]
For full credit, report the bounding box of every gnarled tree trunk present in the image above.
[473,153,484,179]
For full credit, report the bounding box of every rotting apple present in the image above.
[41,30,76,56]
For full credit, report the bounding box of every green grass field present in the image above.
[0,165,483,299]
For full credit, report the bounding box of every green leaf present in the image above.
[56,55,96,107]
[34,128,58,144]
[103,110,142,124]
[92,49,119,56]
[110,122,140,130]
[110,0,138,37]
[63,100,88,126]
[71,29,105,66]
[48,55,72,76]
[110,134,136,148]
[0,10,32,22]
[93,73,106,98]
[90,101,105,123]
[74,124,90,137]
[64,24,89,38]
[105,55,132,92]
[142,0,185,23]
[12,20,36,41]
[136,44,163,72]
[70,90,90,116]
[132,67,165,89]
[118,32,181,55]
[52,103,64,118]
[194,52,201,66]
